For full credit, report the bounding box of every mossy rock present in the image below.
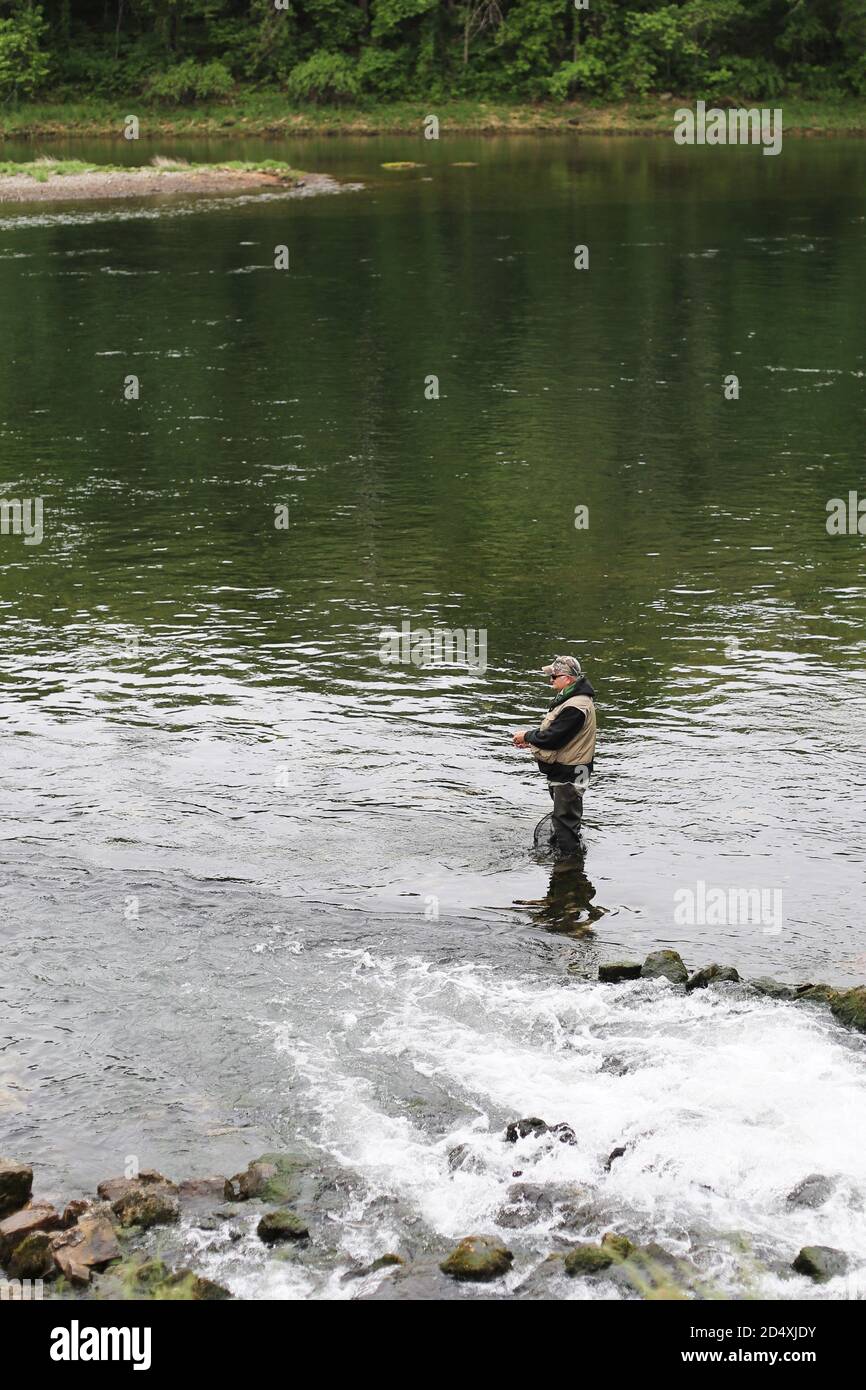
[115,1223,142,1241]
[830,986,866,1033]
[112,1189,179,1230]
[381,161,424,170]
[440,1235,513,1281]
[794,982,866,1032]
[0,1203,60,1262]
[97,1170,177,1205]
[110,1256,231,1300]
[792,1246,849,1283]
[257,1209,309,1245]
[601,1231,635,1260]
[598,961,642,983]
[564,1243,615,1276]
[795,983,839,1006]
[341,1253,405,1282]
[625,1243,704,1300]
[750,976,796,1000]
[641,950,688,985]
[229,1152,308,1204]
[161,1269,232,1301]
[7,1231,55,1280]
[686,963,740,992]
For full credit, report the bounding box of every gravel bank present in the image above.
[0,168,349,204]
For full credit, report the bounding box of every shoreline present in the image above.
[4,97,866,141]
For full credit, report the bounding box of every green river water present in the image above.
[0,134,864,1300]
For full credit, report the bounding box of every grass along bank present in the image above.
[4,95,866,140]
[0,156,303,180]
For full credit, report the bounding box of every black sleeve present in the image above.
[525,706,586,751]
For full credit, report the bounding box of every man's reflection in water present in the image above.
[515,825,605,937]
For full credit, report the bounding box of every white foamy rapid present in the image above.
[190,949,866,1300]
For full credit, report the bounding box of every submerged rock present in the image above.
[792,1246,849,1283]
[190,1213,226,1233]
[686,963,740,992]
[616,1242,704,1299]
[598,961,642,983]
[227,1152,308,1204]
[503,1117,575,1147]
[0,1159,33,1218]
[551,1187,595,1232]
[559,1233,696,1297]
[104,1255,231,1300]
[600,1056,629,1077]
[496,1183,554,1230]
[440,1235,513,1281]
[641,950,688,985]
[0,1203,61,1263]
[749,977,797,1000]
[257,1209,309,1245]
[563,1242,615,1276]
[602,1231,636,1260]
[786,1174,836,1209]
[178,1176,232,1202]
[605,1145,627,1172]
[514,1253,568,1298]
[447,1144,486,1175]
[505,1118,548,1143]
[360,1258,479,1301]
[341,1253,404,1282]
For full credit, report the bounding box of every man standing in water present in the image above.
[512,656,597,855]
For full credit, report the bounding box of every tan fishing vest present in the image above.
[533,694,597,767]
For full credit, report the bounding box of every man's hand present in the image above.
[512,731,530,748]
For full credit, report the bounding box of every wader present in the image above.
[535,764,590,855]
[549,778,584,852]
[544,778,586,850]
[530,688,596,856]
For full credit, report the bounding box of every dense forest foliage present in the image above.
[1,0,866,105]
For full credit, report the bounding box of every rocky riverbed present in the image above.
[3,949,862,1301]
[0,165,353,204]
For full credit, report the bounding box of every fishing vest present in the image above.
[533,694,597,767]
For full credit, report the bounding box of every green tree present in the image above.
[0,3,50,102]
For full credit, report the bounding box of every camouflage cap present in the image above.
[542,655,582,678]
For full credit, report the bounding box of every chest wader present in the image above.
[534,770,589,854]
[532,693,596,856]
[550,775,584,852]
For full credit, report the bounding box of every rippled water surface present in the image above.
[1,135,864,1299]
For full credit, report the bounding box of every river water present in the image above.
[0,135,864,1300]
